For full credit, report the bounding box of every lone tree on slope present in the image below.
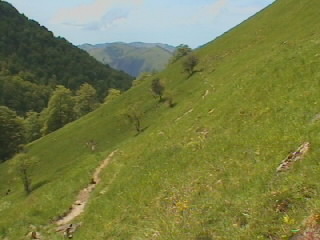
[170,44,192,63]
[151,78,165,102]
[10,153,39,195]
[123,104,144,134]
[183,53,199,77]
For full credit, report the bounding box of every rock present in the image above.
[311,113,320,123]
[202,90,209,99]
[276,142,310,172]
[63,223,81,239]
[56,224,69,233]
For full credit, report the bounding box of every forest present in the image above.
[0,1,133,115]
[0,1,134,162]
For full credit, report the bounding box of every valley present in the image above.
[1,0,320,239]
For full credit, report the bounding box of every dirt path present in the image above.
[55,150,118,226]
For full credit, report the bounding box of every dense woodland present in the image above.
[0,1,134,161]
[0,1,133,115]
[0,82,110,162]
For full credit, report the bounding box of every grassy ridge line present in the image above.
[0,64,175,238]
[0,85,148,237]
[74,0,320,238]
[1,0,320,239]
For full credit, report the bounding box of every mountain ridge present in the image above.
[78,42,176,77]
[1,0,320,239]
[79,42,176,52]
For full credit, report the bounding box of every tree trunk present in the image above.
[22,169,31,194]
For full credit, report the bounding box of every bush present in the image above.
[151,78,165,102]
[183,54,199,76]
[10,153,39,194]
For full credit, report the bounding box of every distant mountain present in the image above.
[128,42,176,52]
[4,0,320,239]
[0,1,133,114]
[79,42,176,77]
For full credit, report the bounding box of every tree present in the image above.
[0,1,134,117]
[0,75,50,115]
[24,111,42,142]
[104,88,121,104]
[183,53,199,76]
[151,78,165,102]
[0,106,25,162]
[39,107,49,136]
[42,85,75,134]
[74,83,99,118]
[170,44,192,63]
[123,105,144,134]
[10,153,39,194]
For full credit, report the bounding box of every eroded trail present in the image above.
[55,150,118,227]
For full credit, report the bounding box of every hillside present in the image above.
[0,1,133,114]
[1,0,320,239]
[79,42,175,77]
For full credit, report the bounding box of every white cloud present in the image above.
[205,0,229,16]
[189,0,229,24]
[51,0,143,27]
[82,15,128,31]
[45,0,273,46]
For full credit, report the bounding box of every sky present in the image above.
[5,0,275,48]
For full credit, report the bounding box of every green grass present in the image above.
[1,0,320,239]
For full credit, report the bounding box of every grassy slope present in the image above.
[1,0,320,239]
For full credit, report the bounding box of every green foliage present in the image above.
[74,83,99,118]
[151,78,165,102]
[42,85,75,134]
[0,106,25,162]
[0,74,50,115]
[123,104,144,134]
[23,111,42,142]
[182,53,199,76]
[170,44,192,63]
[10,153,39,195]
[0,2,133,114]
[2,0,320,239]
[104,88,121,104]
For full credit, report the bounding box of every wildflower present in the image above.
[283,215,295,224]
[176,200,189,212]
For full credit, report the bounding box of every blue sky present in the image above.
[6,0,275,47]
